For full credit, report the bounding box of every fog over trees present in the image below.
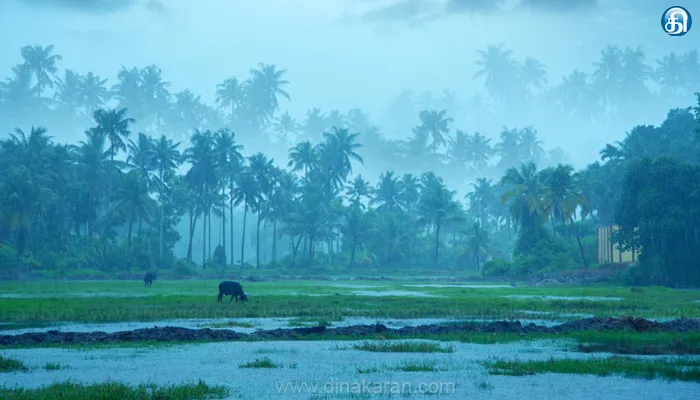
[1,1,699,287]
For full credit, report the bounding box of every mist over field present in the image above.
[2,4,700,398]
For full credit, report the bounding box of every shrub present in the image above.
[483,258,513,276]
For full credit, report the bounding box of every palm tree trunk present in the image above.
[433,223,441,268]
[202,209,207,268]
[570,216,589,269]
[349,238,357,271]
[186,210,198,262]
[229,196,234,269]
[159,188,164,264]
[127,221,133,248]
[221,195,226,264]
[272,219,278,263]
[208,208,212,260]
[292,235,302,267]
[308,237,314,266]
[240,204,247,265]
[256,215,261,268]
[138,216,143,236]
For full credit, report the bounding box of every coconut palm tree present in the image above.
[151,135,181,263]
[474,44,518,102]
[518,127,544,163]
[656,53,685,96]
[20,44,62,97]
[417,109,452,154]
[127,133,155,181]
[216,76,245,125]
[417,172,458,268]
[447,130,472,171]
[214,128,243,266]
[467,132,493,173]
[500,162,544,233]
[114,170,156,248]
[520,58,548,96]
[54,70,84,123]
[249,152,274,268]
[539,164,590,268]
[232,168,258,265]
[288,140,316,181]
[184,129,218,267]
[272,111,299,144]
[80,72,110,116]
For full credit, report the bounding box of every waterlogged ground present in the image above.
[2,340,699,399]
[1,279,699,398]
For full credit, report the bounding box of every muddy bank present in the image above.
[1,317,699,346]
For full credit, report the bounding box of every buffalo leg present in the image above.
[229,295,234,304]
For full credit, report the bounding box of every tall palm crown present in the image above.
[215,77,245,118]
[92,108,135,161]
[417,109,452,153]
[500,162,544,232]
[371,171,403,213]
[151,135,182,184]
[20,44,62,96]
[520,58,548,94]
[288,141,316,179]
[273,111,299,143]
[80,72,110,115]
[474,44,518,102]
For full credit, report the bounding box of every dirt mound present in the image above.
[1,317,698,347]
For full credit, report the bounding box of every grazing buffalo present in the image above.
[144,272,157,287]
[217,281,248,303]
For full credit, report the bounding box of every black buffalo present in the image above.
[144,272,157,287]
[217,281,248,303]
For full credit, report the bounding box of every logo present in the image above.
[662,6,692,36]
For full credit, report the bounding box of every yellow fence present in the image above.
[596,225,638,264]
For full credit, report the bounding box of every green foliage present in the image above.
[512,227,579,274]
[485,356,700,382]
[0,380,230,400]
[482,258,513,276]
[1,43,699,283]
[0,355,28,372]
[616,156,700,287]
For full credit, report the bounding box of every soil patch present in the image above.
[1,317,699,346]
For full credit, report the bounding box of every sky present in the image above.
[0,0,698,166]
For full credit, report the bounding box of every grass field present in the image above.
[0,279,697,324]
[1,279,699,399]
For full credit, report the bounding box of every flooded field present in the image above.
[1,279,699,399]
[2,340,699,399]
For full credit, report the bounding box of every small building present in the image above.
[596,225,638,264]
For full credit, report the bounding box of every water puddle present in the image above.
[503,295,622,301]
[403,284,513,289]
[351,290,439,297]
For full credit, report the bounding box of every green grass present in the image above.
[485,356,700,382]
[43,362,64,370]
[391,361,438,372]
[0,380,230,399]
[350,341,454,353]
[198,321,256,329]
[0,355,28,372]
[239,357,280,368]
[573,331,700,355]
[0,280,696,324]
[287,318,334,327]
[356,366,380,374]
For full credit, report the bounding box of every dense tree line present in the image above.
[1,44,699,287]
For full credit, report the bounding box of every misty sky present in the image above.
[0,0,698,165]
